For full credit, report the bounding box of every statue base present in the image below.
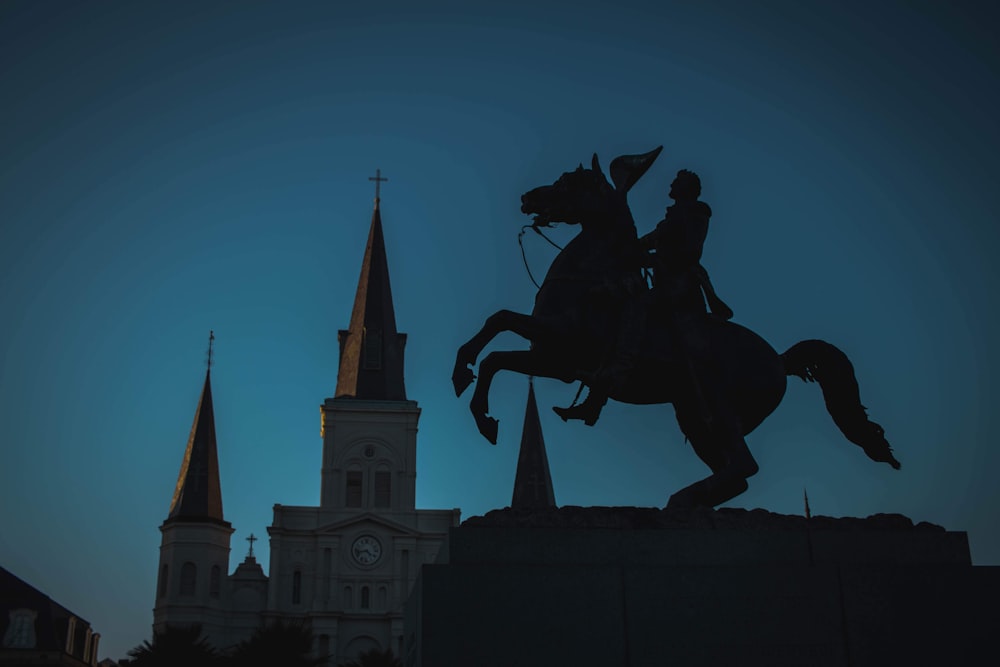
[403,506,998,667]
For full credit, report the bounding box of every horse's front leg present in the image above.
[469,349,567,444]
[453,309,554,397]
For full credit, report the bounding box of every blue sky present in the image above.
[1,0,997,661]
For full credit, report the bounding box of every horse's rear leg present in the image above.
[668,406,759,509]
[454,310,554,396]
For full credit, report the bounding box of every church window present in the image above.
[363,329,382,370]
[292,569,302,604]
[360,585,370,609]
[209,565,221,598]
[374,470,391,507]
[322,548,332,603]
[157,564,168,598]
[179,562,197,596]
[378,586,388,609]
[343,585,353,608]
[346,470,363,507]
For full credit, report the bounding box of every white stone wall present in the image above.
[153,520,234,648]
[152,394,459,664]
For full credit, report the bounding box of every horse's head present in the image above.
[521,154,616,228]
[521,146,663,228]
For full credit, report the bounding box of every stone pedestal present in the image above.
[403,507,999,667]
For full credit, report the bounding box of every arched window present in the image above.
[374,468,391,508]
[157,564,169,598]
[179,562,196,596]
[4,609,38,649]
[292,569,302,605]
[346,469,363,507]
[343,585,353,609]
[209,565,221,598]
[377,586,388,609]
[360,586,370,609]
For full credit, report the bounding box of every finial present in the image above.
[206,330,215,371]
[369,168,388,203]
[246,533,257,558]
[803,487,812,520]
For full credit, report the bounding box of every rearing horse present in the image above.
[452,149,899,509]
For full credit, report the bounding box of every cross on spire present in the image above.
[206,330,215,370]
[246,533,258,558]
[369,168,388,202]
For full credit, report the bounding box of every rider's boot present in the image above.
[553,348,631,426]
[553,381,610,426]
[554,296,645,426]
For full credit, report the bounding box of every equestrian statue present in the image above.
[452,146,899,509]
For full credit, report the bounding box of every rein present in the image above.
[518,224,564,289]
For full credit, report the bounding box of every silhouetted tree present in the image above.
[339,647,402,667]
[124,624,220,666]
[228,620,325,667]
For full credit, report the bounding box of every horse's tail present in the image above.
[781,339,901,470]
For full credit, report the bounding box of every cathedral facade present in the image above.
[152,191,460,663]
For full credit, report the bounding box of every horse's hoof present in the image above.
[452,366,475,397]
[475,415,499,445]
[666,488,697,510]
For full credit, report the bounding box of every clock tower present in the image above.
[265,180,459,663]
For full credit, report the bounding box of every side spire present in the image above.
[335,170,407,400]
[167,332,226,524]
[511,378,556,510]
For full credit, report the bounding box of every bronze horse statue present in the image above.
[452,149,899,509]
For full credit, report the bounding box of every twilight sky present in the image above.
[1,0,998,661]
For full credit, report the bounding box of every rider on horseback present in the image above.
[647,169,733,320]
[554,168,733,425]
[456,150,898,506]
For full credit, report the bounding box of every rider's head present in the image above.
[669,170,701,202]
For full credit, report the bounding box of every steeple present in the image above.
[335,172,407,400]
[511,379,556,510]
[166,333,227,524]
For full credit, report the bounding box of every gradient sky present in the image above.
[2,0,997,661]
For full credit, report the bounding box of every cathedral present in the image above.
[151,184,465,663]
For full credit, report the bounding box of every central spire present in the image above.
[335,171,408,400]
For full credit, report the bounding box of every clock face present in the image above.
[351,535,382,566]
